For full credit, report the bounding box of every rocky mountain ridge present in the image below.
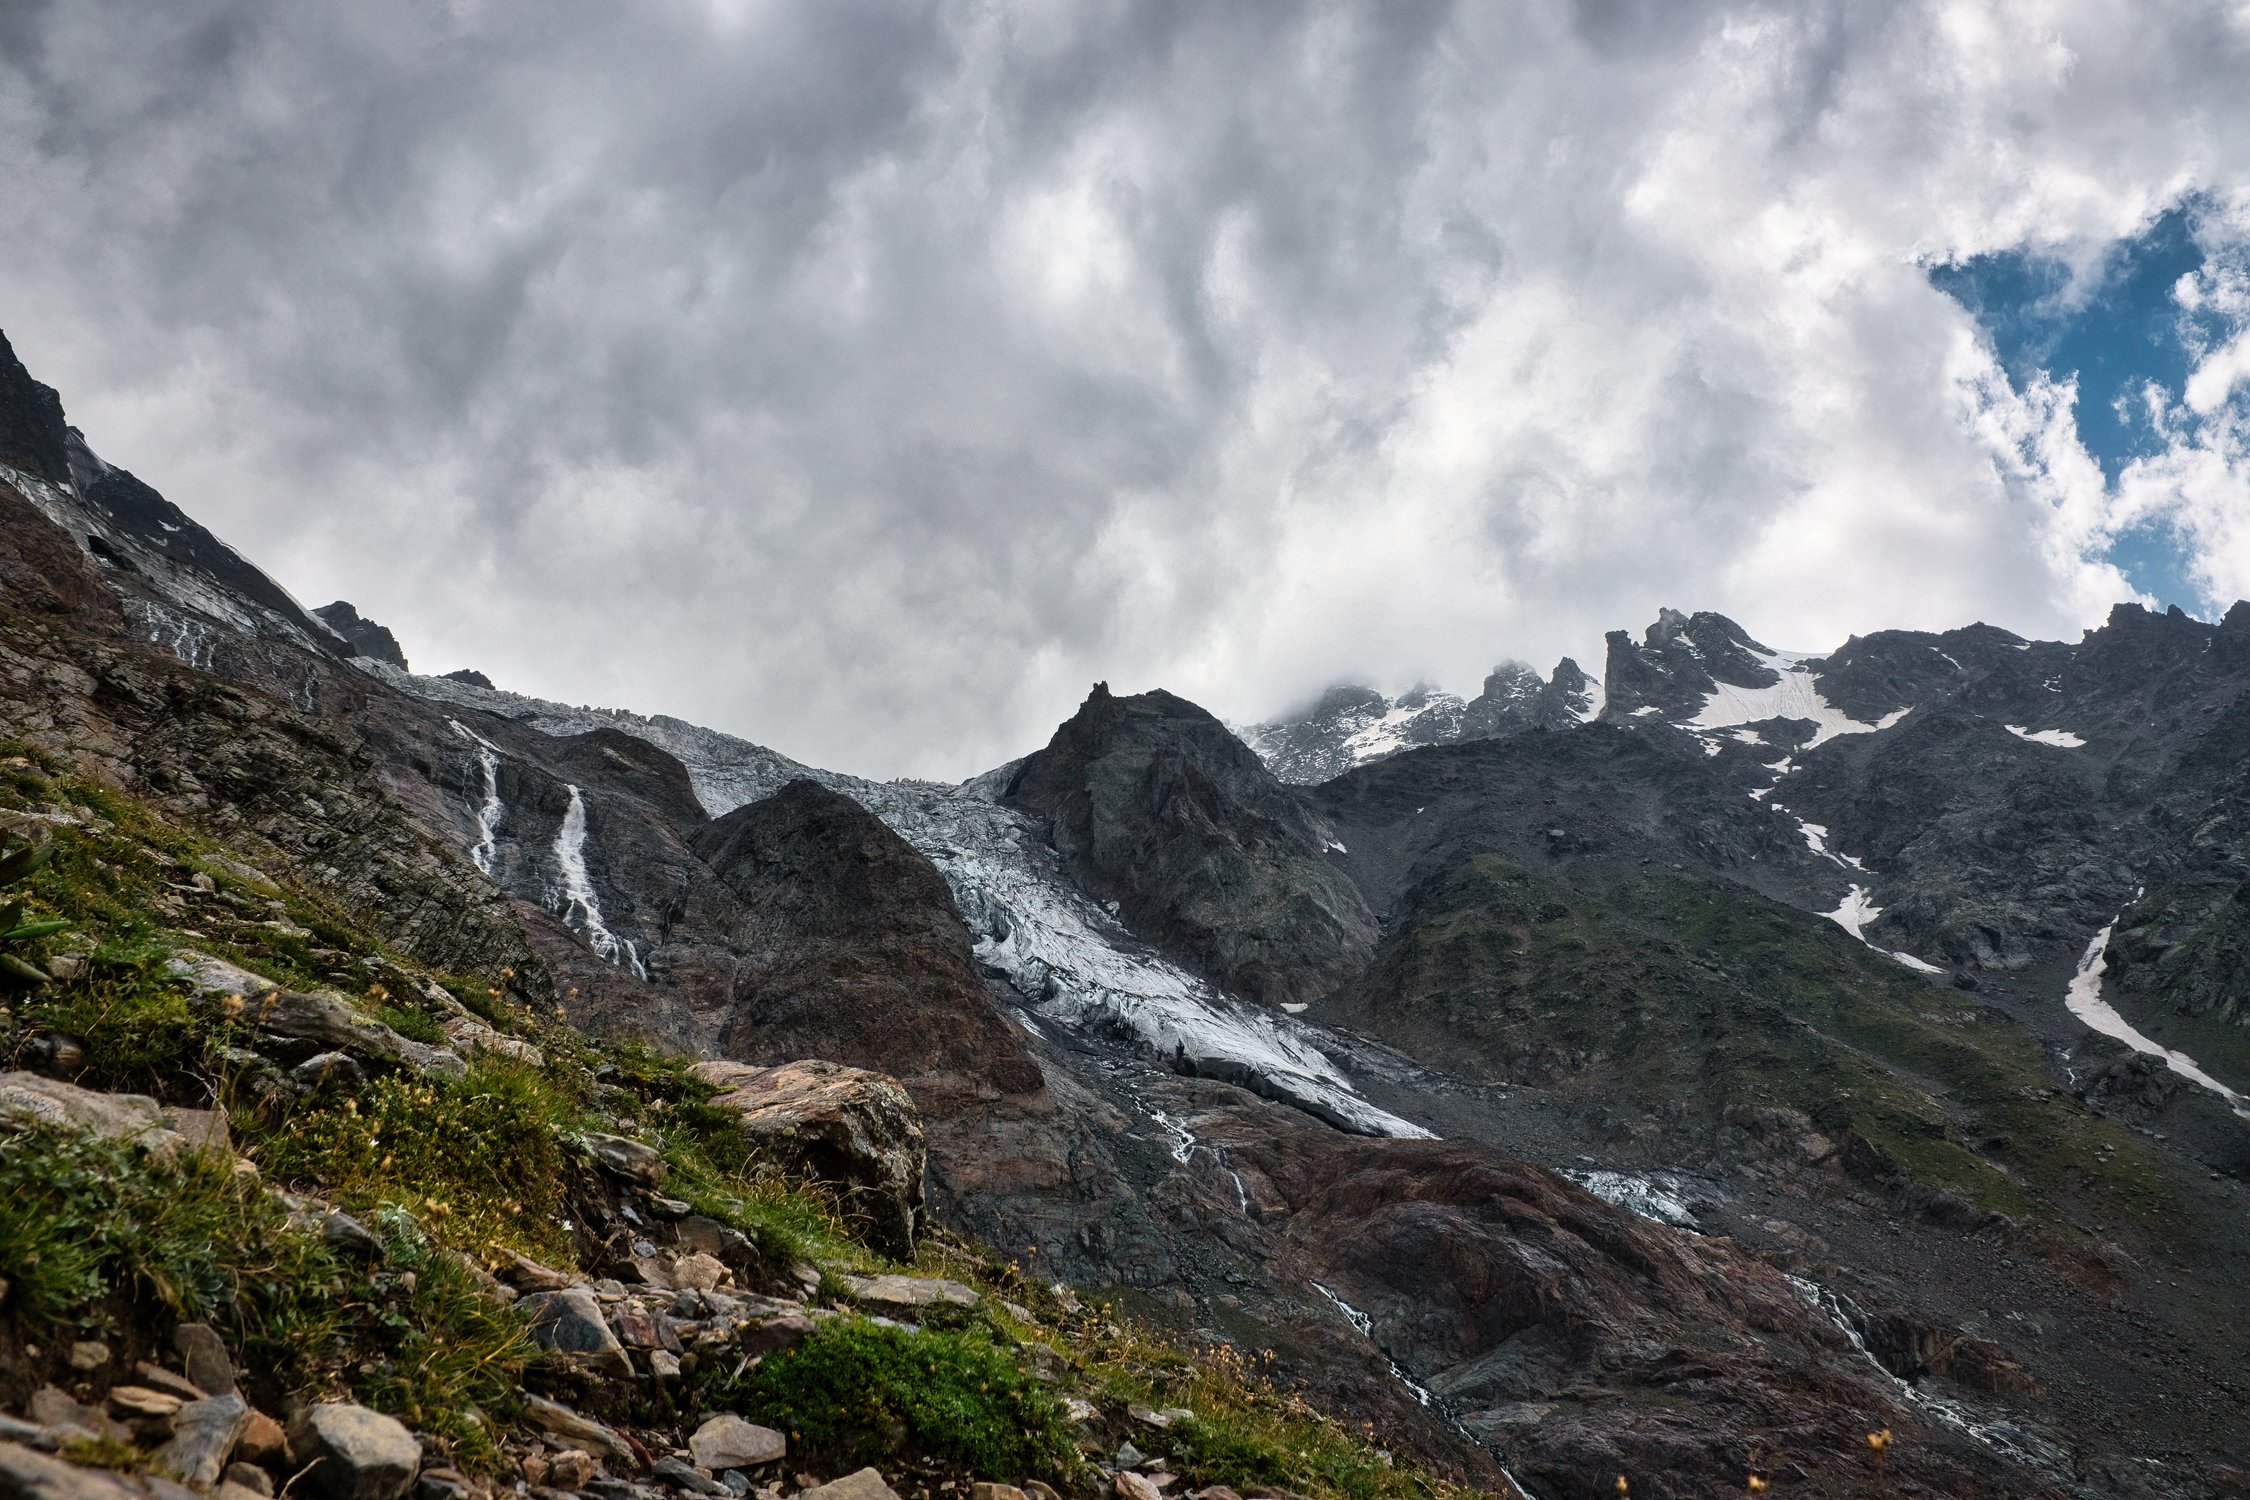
[5,328,2250,1497]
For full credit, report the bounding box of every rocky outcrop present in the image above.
[1004,685,1376,1008]
[691,1058,928,1259]
[690,779,1039,1095]
[311,603,408,671]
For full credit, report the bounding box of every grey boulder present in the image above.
[285,1403,423,1500]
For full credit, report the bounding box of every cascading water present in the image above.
[448,720,505,877]
[551,785,648,980]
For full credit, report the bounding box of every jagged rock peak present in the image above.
[1006,685,1376,1007]
[314,601,409,671]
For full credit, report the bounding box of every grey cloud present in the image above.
[2,1,2246,775]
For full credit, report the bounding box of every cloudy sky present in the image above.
[4,1,2249,778]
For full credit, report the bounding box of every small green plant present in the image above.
[726,1318,1077,1480]
[353,1209,533,1468]
[262,1061,580,1263]
[0,1126,343,1354]
[0,834,68,984]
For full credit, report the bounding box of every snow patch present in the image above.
[1825,885,1882,941]
[1822,884,1946,976]
[1686,646,1907,748]
[1561,1169,1699,1230]
[2065,907,2248,1118]
[2005,725,2086,748]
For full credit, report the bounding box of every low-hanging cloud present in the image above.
[2,0,2246,777]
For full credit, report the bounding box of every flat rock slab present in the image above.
[687,1415,785,1470]
[0,1073,190,1157]
[164,952,278,1000]
[840,1274,978,1309]
[798,1470,900,1500]
[286,1404,422,1500]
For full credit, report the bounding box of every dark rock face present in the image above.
[692,779,1041,1095]
[0,330,71,486]
[313,602,408,670]
[440,668,494,689]
[0,481,124,634]
[1231,1123,2022,1500]
[1005,684,1376,1007]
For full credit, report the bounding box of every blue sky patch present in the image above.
[1931,200,2232,613]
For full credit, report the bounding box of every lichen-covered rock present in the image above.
[283,1403,421,1500]
[690,1059,926,1260]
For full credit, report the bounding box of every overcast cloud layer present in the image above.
[4,1,2249,778]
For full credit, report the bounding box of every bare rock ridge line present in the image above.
[6,323,2250,1495]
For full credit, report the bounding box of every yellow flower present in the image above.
[1748,1478,1768,1493]
[1615,1479,1629,1496]
[1867,1429,1892,1452]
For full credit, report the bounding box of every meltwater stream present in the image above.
[1785,1275,2070,1475]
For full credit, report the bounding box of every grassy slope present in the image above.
[0,738,1475,1500]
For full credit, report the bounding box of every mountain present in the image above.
[6,327,2250,1498]
[1238,659,1601,783]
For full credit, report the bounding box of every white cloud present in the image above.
[1,1,2248,775]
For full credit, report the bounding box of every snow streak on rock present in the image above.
[551,785,647,980]
[1311,1283,1437,1409]
[1786,1275,2071,1475]
[2065,907,2248,1117]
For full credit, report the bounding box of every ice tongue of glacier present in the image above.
[379,666,1431,1140]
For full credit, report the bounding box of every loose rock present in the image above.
[174,1322,237,1395]
[154,1393,249,1488]
[797,1471,900,1500]
[690,1060,926,1260]
[285,1403,423,1500]
[688,1416,786,1471]
[519,1287,635,1379]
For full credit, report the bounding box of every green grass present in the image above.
[352,1209,534,1466]
[723,1319,1077,1480]
[0,1127,340,1340]
[261,1060,583,1265]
